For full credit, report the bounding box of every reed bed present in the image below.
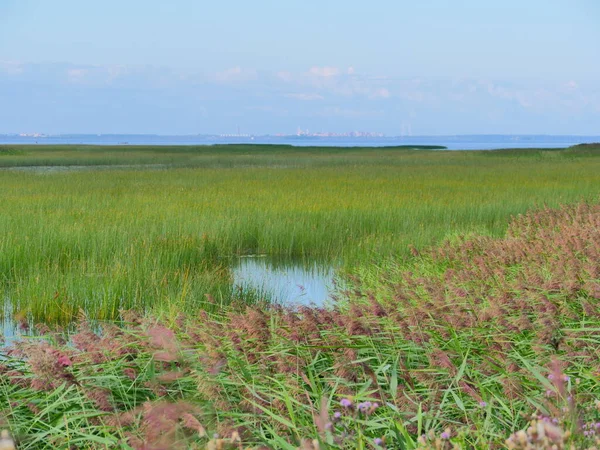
[1,202,600,448]
[1,145,599,322]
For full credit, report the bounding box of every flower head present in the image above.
[340,398,353,408]
[358,401,372,413]
[57,354,72,367]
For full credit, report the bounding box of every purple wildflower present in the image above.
[340,398,353,408]
[374,437,383,446]
[479,401,487,407]
[358,401,373,413]
[441,431,450,439]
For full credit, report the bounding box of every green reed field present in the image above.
[1,144,599,322]
[2,202,600,449]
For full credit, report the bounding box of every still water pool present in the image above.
[231,257,339,306]
[1,259,341,341]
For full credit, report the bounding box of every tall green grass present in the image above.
[1,145,599,322]
[2,203,600,448]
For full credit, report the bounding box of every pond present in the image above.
[231,257,339,306]
[0,259,341,341]
[1,308,27,346]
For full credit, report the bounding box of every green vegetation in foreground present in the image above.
[0,144,599,322]
[1,203,600,449]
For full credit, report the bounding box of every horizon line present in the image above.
[3,133,600,138]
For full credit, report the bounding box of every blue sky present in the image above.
[1,0,599,135]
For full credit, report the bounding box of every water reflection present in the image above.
[1,310,30,346]
[1,259,340,341]
[232,257,338,306]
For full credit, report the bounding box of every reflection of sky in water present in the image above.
[232,258,337,306]
[2,310,31,345]
[1,260,339,341]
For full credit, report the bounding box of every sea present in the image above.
[1,134,599,150]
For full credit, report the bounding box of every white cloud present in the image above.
[214,66,257,82]
[0,60,24,75]
[276,71,293,82]
[245,105,289,115]
[335,81,393,100]
[488,82,569,109]
[4,61,598,129]
[284,93,324,101]
[317,106,383,118]
[297,67,394,100]
[67,68,88,83]
[308,66,340,77]
[565,80,578,90]
[105,65,128,83]
[370,88,390,99]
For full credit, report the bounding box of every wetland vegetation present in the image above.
[1,144,599,323]
[1,144,600,448]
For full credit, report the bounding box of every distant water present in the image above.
[1,134,599,150]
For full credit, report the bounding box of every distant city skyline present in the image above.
[3,132,599,152]
[1,1,599,135]
[7,131,600,139]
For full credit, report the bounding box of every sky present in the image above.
[0,0,599,135]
